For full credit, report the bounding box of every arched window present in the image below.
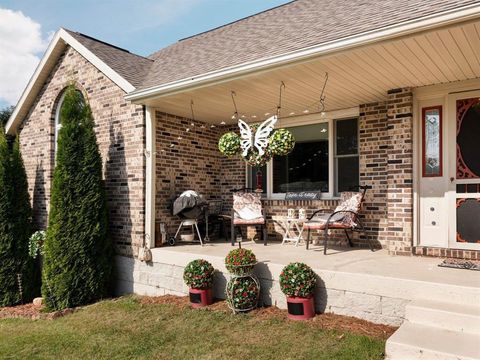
[54,89,85,152]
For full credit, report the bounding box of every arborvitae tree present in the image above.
[0,127,36,306]
[10,137,37,302]
[42,86,112,310]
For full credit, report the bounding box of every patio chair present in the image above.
[304,185,373,254]
[230,189,268,246]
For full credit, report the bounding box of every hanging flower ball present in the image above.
[218,132,241,157]
[244,148,271,167]
[269,129,295,156]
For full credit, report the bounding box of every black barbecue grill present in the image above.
[170,191,223,245]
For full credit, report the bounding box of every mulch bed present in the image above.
[0,303,74,320]
[140,295,397,340]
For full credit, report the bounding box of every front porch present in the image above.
[115,241,480,326]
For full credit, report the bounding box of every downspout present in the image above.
[144,106,156,249]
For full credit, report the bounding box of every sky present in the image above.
[0,0,290,108]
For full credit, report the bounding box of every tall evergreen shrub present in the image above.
[0,127,36,306]
[42,86,112,310]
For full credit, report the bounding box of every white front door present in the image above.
[418,100,448,248]
[447,91,480,250]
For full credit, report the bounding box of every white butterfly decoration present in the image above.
[238,115,278,157]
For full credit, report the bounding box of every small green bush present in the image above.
[279,262,317,298]
[183,259,215,289]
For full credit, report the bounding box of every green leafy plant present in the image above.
[183,259,215,289]
[279,262,317,298]
[226,276,259,311]
[269,128,295,156]
[0,129,37,306]
[28,231,46,259]
[218,132,240,157]
[42,85,113,310]
[225,248,257,275]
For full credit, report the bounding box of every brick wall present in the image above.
[386,88,414,255]
[357,89,414,255]
[18,46,145,257]
[154,112,225,244]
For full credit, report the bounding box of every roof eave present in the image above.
[125,2,480,103]
[6,28,136,135]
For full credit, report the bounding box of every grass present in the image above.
[0,296,385,359]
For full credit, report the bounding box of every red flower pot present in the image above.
[286,295,315,320]
[189,288,213,308]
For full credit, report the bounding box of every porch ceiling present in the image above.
[142,20,480,124]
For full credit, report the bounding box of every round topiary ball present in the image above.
[218,132,241,157]
[243,148,272,167]
[183,259,215,289]
[279,262,317,298]
[226,276,260,311]
[225,248,257,276]
[269,129,295,156]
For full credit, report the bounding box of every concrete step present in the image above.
[386,322,480,360]
[406,299,480,334]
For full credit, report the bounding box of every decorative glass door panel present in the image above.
[455,97,480,245]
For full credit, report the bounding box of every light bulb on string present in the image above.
[220,121,226,125]
[210,124,216,128]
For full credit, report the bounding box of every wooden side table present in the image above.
[278,217,306,246]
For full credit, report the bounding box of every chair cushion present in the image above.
[333,191,362,227]
[233,217,265,225]
[304,214,348,230]
[233,192,263,220]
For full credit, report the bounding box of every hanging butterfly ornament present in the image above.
[218,115,295,166]
[218,86,295,165]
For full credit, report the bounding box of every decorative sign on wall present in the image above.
[285,192,322,201]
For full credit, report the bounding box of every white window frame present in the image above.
[54,91,66,153]
[246,107,359,200]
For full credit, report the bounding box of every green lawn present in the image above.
[0,296,385,359]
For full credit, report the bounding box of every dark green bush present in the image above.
[42,85,112,310]
[0,128,36,306]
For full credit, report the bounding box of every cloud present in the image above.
[0,8,50,105]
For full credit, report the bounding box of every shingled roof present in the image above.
[139,0,479,90]
[64,29,153,88]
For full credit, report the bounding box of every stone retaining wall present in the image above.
[115,255,408,326]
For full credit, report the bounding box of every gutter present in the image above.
[125,3,480,102]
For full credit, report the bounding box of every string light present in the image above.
[220,121,226,125]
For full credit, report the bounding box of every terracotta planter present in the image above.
[189,288,213,308]
[286,295,315,320]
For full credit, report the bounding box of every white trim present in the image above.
[126,4,480,102]
[145,106,156,248]
[54,91,66,153]
[6,28,135,135]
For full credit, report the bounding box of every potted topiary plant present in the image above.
[279,262,317,320]
[225,248,260,312]
[183,259,215,308]
[225,248,257,276]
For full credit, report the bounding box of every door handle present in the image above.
[450,177,455,183]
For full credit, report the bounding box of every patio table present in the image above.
[277,216,306,246]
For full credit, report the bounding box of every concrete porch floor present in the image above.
[152,240,479,291]
[116,240,480,326]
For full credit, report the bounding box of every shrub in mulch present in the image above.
[0,303,74,320]
[139,295,397,340]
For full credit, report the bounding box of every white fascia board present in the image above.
[5,30,63,135]
[125,3,480,102]
[6,28,135,135]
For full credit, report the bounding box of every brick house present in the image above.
[4,0,480,346]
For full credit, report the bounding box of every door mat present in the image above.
[438,258,480,271]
